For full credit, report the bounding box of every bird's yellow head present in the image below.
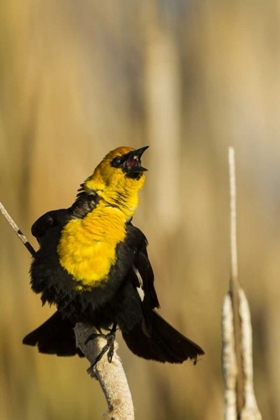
[82,146,148,218]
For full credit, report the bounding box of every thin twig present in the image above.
[228,148,238,282]
[0,202,36,257]
[228,147,244,414]
[0,201,134,420]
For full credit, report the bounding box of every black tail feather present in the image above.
[122,311,204,364]
[23,310,204,364]
[23,311,84,357]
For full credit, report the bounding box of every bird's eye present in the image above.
[111,156,123,168]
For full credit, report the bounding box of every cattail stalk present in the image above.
[222,148,261,420]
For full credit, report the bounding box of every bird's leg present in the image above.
[106,323,117,363]
[85,323,118,368]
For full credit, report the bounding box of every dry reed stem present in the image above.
[222,293,238,420]
[222,149,261,420]
[238,290,261,420]
[228,147,244,413]
[75,324,134,420]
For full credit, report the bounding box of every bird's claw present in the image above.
[85,324,117,368]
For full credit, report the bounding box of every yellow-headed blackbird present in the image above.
[23,146,204,364]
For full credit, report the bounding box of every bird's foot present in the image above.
[85,323,117,368]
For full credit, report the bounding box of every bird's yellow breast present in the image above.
[57,205,127,290]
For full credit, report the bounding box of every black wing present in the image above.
[129,223,159,308]
[23,311,84,357]
[32,209,70,245]
[122,224,205,363]
[135,236,159,309]
[32,191,99,245]
[127,223,160,337]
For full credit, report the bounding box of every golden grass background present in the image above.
[0,1,279,419]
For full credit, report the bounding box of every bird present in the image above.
[23,146,204,365]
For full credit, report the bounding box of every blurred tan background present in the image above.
[0,1,279,419]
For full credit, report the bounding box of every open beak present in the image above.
[123,146,149,174]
